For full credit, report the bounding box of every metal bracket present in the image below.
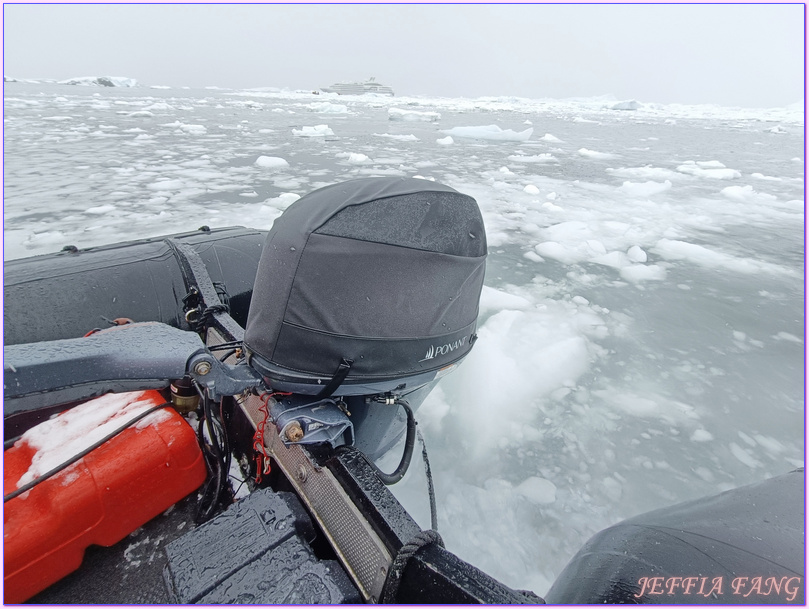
[269,397,354,448]
[187,352,263,402]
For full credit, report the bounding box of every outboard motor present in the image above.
[244,177,487,461]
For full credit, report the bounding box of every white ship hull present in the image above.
[321,77,394,96]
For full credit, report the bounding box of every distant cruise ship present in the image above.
[321,77,394,96]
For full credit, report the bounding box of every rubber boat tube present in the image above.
[3,226,266,346]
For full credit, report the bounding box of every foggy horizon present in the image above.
[3,4,805,109]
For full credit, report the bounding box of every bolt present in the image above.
[194,361,212,376]
[285,421,304,443]
[297,464,308,483]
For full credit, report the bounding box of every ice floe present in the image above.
[442,124,533,141]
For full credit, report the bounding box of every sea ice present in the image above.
[772,332,802,343]
[339,152,372,164]
[143,102,173,111]
[442,125,533,142]
[729,443,762,469]
[610,100,641,111]
[373,133,419,142]
[720,185,775,202]
[306,102,348,114]
[618,180,672,197]
[535,241,578,265]
[254,156,289,169]
[516,477,557,505]
[626,245,648,262]
[262,192,300,210]
[162,121,207,135]
[750,173,782,181]
[753,434,785,455]
[146,179,188,191]
[590,251,629,269]
[388,107,441,122]
[618,263,666,283]
[508,153,557,163]
[292,124,335,137]
[479,285,532,314]
[690,429,714,442]
[653,239,796,276]
[606,165,680,181]
[85,204,117,215]
[676,160,740,179]
[578,148,617,160]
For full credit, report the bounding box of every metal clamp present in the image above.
[270,397,354,448]
[187,352,264,402]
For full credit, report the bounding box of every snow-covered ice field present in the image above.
[3,81,804,595]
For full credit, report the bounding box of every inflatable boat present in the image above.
[4,177,804,604]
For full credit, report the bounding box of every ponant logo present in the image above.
[420,336,468,362]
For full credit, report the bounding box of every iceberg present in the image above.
[57,76,138,88]
[610,100,641,111]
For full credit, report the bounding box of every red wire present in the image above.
[252,391,291,483]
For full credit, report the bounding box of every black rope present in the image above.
[381,529,445,604]
[417,428,439,532]
[517,589,546,604]
[4,403,169,503]
[199,303,230,325]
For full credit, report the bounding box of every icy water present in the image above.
[3,82,805,595]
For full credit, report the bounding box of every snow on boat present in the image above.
[3,177,804,604]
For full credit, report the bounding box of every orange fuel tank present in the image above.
[4,390,206,603]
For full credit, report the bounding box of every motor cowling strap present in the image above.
[316,358,353,398]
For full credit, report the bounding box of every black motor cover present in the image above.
[244,177,487,392]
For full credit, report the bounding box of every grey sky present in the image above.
[3,3,804,108]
